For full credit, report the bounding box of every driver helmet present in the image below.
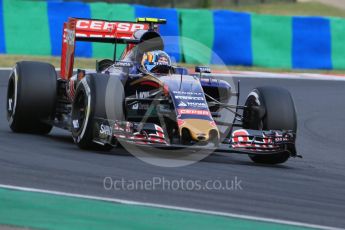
[141,50,172,74]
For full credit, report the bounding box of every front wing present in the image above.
[92,119,298,157]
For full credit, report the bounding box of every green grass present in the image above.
[217,2,345,18]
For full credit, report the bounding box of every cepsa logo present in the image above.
[178,109,210,116]
[76,20,146,33]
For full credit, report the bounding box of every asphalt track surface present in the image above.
[0,70,345,229]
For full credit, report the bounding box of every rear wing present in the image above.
[61,17,166,79]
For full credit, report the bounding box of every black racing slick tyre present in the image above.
[243,86,297,164]
[71,74,124,150]
[7,61,57,134]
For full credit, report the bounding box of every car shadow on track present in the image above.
[44,133,131,156]
[203,154,294,169]
[45,133,74,144]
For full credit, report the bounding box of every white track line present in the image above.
[0,184,341,230]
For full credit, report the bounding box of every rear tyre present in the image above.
[71,74,124,150]
[7,61,57,134]
[243,86,297,164]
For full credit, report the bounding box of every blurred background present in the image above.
[2,0,345,72]
[55,0,297,8]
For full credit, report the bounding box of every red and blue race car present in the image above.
[6,17,299,164]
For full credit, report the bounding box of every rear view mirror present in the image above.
[174,67,189,75]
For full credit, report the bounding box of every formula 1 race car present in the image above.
[6,17,299,164]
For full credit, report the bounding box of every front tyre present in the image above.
[71,74,124,150]
[243,86,297,164]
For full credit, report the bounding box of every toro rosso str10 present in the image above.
[6,17,299,164]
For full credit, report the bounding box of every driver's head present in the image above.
[141,50,172,74]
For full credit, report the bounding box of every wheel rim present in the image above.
[244,94,264,130]
[7,78,15,121]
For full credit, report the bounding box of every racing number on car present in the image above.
[232,130,250,148]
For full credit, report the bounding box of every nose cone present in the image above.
[179,119,219,142]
